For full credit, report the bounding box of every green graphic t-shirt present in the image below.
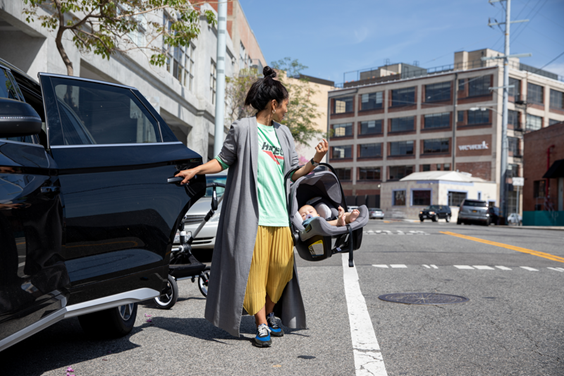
[256,122,288,226]
[214,122,289,227]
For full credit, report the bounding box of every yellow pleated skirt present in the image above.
[243,226,294,316]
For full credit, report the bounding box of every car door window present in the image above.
[48,78,161,145]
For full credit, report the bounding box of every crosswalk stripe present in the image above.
[343,255,388,375]
[372,264,389,268]
[454,265,474,269]
[431,264,438,269]
[495,266,512,270]
[547,267,564,272]
[473,265,495,270]
[390,264,407,268]
[520,266,538,271]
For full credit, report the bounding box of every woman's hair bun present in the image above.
[263,66,276,78]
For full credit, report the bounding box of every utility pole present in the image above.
[482,0,530,223]
[214,1,227,157]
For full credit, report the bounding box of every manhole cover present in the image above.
[378,293,469,305]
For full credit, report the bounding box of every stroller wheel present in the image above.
[198,271,210,297]
[154,274,178,309]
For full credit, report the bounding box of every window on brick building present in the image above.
[359,143,382,158]
[331,145,352,159]
[508,137,520,156]
[550,89,564,110]
[509,77,521,100]
[412,190,431,206]
[507,163,519,178]
[390,116,415,132]
[549,119,561,126]
[425,82,451,102]
[533,180,545,198]
[448,191,467,206]
[360,120,383,135]
[423,138,449,154]
[391,87,415,107]
[389,165,413,180]
[508,110,520,128]
[360,92,383,110]
[457,111,464,123]
[436,164,442,170]
[334,168,351,181]
[421,164,431,171]
[527,83,544,104]
[390,141,414,156]
[443,163,451,171]
[332,123,353,137]
[458,78,465,91]
[467,109,490,125]
[333,96,354,114]
[468,76,490,97]
[424,112,450,129]
[393,190,406,206]
[358,167,381,180]
[526,114,542,131]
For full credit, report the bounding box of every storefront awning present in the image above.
[543,159,564,178]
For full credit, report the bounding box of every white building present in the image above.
[381,171,497,220]
[0,1,266,161]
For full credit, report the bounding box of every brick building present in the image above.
[523,122,564,226]
[327,48,564,215]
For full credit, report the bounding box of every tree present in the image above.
[23,0,216,76]
[271,57,322,145]
[225,67,260,124]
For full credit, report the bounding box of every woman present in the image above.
[175,66,328,347]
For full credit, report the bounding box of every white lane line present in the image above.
[423,264,431,268]
[390,264,407,268]
[548,267,564,272]
[520,266,538,271]
[473,265,495,270]
[343,255,388,376]
[372,264,389,268]
[495,266,512,270]
[430,264,438,269]
[454,265,474,270]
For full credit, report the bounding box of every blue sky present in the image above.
[238,0,564,84]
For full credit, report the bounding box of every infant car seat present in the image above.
[284,164,369,267]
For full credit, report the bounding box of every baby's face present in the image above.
[299,205,319,220]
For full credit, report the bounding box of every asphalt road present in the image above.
[1,221,563,376]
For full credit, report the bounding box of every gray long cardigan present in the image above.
[204,117,307,337]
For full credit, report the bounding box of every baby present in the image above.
[299,204,360,227]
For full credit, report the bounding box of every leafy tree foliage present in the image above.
[23,0,216,76]
[271,57,321,145]
[225,67,260,124]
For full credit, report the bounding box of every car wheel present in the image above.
[432,216,437,222]
[154,274,178,309]
[198,271,210,297]
[420,217,424,222]
[485,217,491,226]
[445,215,450,223]
[78,303,138,338]
[457,218,461,225]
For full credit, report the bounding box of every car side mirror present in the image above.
[0,98,42,137]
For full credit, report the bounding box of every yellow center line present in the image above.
[440,231,564,264]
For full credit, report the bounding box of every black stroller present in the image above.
[285,163,369,267]
[153,181,225,309]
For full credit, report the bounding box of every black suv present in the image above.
[419,205,452,222]
[0,59,205,351]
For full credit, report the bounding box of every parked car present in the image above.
[347,205,359,213]
[178,172,227,250]
[369,208,385,219]
[457,199,491,226]
[0,59,205,352]
[507,213,522,226]
[419,205,452,222]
